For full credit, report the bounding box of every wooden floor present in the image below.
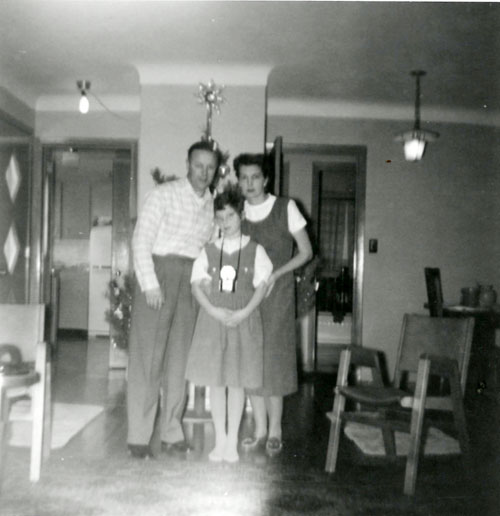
[2,333,500,515]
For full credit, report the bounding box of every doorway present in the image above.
[40,141,137,366]
[281,143,366,370]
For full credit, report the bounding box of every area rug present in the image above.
[344,421,460,456]
[8,401,104,449]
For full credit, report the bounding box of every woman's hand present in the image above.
[199,278,211,296]
[265,272,278,298]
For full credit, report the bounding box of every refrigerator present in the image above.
[88,225,112,336]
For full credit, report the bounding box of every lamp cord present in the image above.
[88,91,133,121]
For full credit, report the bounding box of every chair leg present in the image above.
[30,380,45,482]
[325,392,345,473]
[404,357,430,496]
[449,367,471,465]
[0,389,8,484]
[381,427,397,457]
[325,348,351,473]
[380,409,397,456]
[43,363,52,460]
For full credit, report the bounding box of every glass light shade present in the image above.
[395,128,438,162]
[79,93,89,114]
[404,138,426,161]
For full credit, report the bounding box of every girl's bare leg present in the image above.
[225,387,245,462]
[209,386,227,461]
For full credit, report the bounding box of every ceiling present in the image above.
[0,1,499,118]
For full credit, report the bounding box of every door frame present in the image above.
[278,143,367,347]
[36,139,137,335]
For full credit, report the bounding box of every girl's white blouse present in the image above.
[191,234,273,288]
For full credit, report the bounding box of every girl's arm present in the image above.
[225,281,268,327]
[267,227,313,295]
[192,281,232,324]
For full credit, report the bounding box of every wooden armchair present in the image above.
[325,313,474,495]
[0,304,51,482]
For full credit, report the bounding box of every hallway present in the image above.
[1,334,499,515]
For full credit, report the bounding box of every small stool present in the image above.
[184,384,211,424]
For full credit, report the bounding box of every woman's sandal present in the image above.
[265,437,283,457]
[241,435,267,452]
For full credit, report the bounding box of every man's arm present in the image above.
[133,189,164,307]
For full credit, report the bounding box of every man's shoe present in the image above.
[128,444,153,459]
[161,440,191,457]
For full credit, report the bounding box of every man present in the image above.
[127,140,222,458]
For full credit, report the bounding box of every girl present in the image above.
[185,183,273,463]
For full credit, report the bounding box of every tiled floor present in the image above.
[2,334,500,515]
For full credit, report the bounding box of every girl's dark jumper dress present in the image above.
[185,240,264,389]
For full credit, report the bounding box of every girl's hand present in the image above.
[209,306,234,324]
[225,309,249,327]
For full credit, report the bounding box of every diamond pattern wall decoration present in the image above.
[5,153,21,202]
[4,223,20,274]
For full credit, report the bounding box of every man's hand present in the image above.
[145,287,164,310]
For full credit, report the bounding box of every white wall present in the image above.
[35,111,140,142]
[0,86,34,131]
[138,84,266,206]
[268,115,500,374]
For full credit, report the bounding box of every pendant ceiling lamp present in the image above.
[77,80,91,114]
[395,70,439,162]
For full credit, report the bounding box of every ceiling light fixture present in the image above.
[77,80,91,114]
[395,70,439,162]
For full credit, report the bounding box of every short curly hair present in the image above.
[214,183,245,216]
[187,140,223,169]
[233,153,268,179]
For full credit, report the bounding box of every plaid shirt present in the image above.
[132,178,214,292]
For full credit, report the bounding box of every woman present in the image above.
[234,153,313,456]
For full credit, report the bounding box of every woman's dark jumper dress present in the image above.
[242,197,298,396]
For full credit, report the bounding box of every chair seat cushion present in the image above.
[336,385,407,406]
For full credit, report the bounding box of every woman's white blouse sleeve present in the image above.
[287,199,307,234]
[190,248,210,283]
[253,244,273,288]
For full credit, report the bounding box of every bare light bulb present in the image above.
[79,92,89,114]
